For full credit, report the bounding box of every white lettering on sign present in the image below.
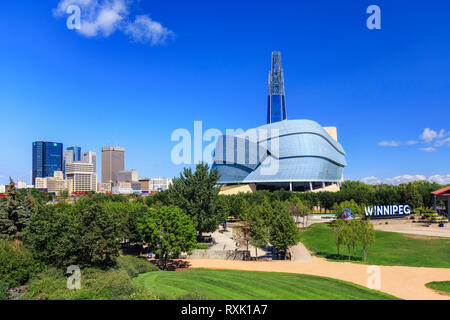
[365,205,411,217]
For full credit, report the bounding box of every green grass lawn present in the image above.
[425,281,450,296]
[133,268,399,300]
[299,223,450,268]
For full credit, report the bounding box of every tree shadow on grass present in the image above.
[316,251,363,262]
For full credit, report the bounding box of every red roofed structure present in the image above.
[431,186,450,217]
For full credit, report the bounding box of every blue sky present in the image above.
[0,1,449,185]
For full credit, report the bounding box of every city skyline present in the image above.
[1,1,450,185]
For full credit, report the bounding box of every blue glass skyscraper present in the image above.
[32,141,63,185]
[67,146,81,161]
[267,51,287,124]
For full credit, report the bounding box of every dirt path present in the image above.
[186,257,450,300]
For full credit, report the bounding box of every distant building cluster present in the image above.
[0,142,172,197]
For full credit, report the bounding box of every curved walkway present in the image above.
[186,257,450,300]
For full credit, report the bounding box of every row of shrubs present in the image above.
[412,207,439,214]
[0,239,163,300]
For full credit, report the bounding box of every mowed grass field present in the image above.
[425,281,450,296]
[133,268,399,300]
[299,223,450,268]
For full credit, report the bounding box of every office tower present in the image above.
[101,146,125,184]
[67,146,81,161]
[63,146,81,177]
[117,169,138,183]
[82,151,97,173]
[267,51,287,124]
[66,162,97,193]
[32,141,63,185]
[63,149,74,177]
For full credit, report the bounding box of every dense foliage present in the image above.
[0,179,39,239]
[137,206,196,268]
[22,256,159,300]
[22,198,122,268]
[221,180,445,214]
[167,162,227,235]
[0,240,41,288]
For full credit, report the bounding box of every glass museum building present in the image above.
[212,52,346,191]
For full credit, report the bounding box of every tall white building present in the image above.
[66,162,97,193]
[82,151,97,173]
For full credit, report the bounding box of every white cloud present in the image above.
[434,137,450,148]
[420,128,438,143]
[124,15,174,45]
[359,174,450,185]
[419,146,437,152]
[360,176,382,185]
[428,174,450,185]
[384,174,427,185]
[380,128,449,151]
[378,140,400,147]
[54,0,174,45]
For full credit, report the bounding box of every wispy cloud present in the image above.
[419,146,436,152]
[54,0,174,45]
[359,174,450,185]
[378,128,449,152]
[377,140,400,147]
[124,15,174,45]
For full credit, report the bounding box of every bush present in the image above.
[194,243,209,250]
[0,280,7,300]
[22,266,158,300]
[0,240,40,288]
[116,255,159,278]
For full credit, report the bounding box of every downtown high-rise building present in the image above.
[267,51,287,124]
[32,141,63,185]
[67,146,81,161]
[63,146,81,177]
[66,162,97,193]
[101,146,124,184]
[82,151,97,173]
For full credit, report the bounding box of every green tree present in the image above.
[341,221,357,261]
[317,192,335,213]
[167,162,224,236]
[332,219,346,256]
[401,183,423,209]
[358,220,375,262]
[287,198,311,228]
[137,206,196,269]
[0,178,31,240]
[23,199,121,268]
[269,201,299,259]
[71,199,121,268]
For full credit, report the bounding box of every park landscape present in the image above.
[1,163,449,300]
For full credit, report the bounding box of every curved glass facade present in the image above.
[212,119,346,185]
